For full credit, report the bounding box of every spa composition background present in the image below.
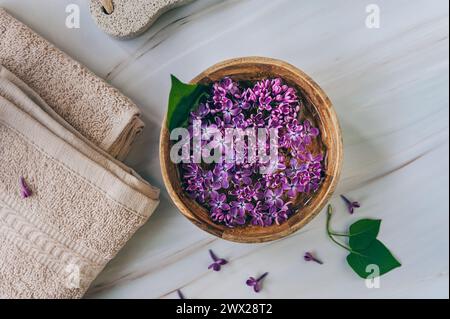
[0,0,448,298]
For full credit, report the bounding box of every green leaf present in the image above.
[348,219,381,250]
[167,75,207,131]
[346,239,401,279]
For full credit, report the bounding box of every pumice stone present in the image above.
[89,0,194,39]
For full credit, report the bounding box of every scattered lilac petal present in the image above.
[19,177,32,198]
[340,195,361,214]
[208,249,228,272]
[246,272,268,293]
[304,252,323,265]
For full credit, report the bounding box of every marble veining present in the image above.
[0,0,448,298]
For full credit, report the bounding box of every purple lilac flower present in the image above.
[254,80,273,111]
[263,171,288,189]
[250,210,265,227]
[183,163,202,179]
[231,113,247,129]
[19,177,32,199]
[197,172,221,203]
[212,164,233,189]
[237,89,253,110]
[208,134,233,157]
[191,103,210,120]
[212,78,240,114]
[265,188,284,210]
[182,164,207,199]
[222,100,241,123]
[231,168,253,186]
[281,119,304,151]
[208,249,228,271]
[307,157,323,181]
[283,178,303,198]
[302,120,320,145]
[304,252,323,264]
[180,77,324,228]
[231,183,264,202]
[228,209,246,226]
[286,158,308,179]
[249,202,271,227]
[340,195,361,214]
[216,77,240,97]
[246,272,269,293]
[231,198,254,216]
[260,154,286,176]
[268,201,290,225]
[209,192,230,219]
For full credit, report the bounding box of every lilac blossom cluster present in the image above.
[181,77,324,228]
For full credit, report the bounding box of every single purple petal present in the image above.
[245,203,254,211]
[230,108,241,116]
[209,263,221,271]
[212,182,222,190]
[304,252,323,264]
[310,127,320,136]
[275,198,284,208]
[19,177,32,198]
[304,252,314,261]
[287,189,297,198]
[222,179,230,189]
[216,258,228,266]
[340,195,361,214]
[246,278,256,287]
[211,191,219,201]
[230,207,238,216]
[253,283,262,293]
[274,188,283,196]
[242,176,252,185]
[223,112,231,123]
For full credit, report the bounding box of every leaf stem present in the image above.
[329,232,350,237]
[326,205,361,255]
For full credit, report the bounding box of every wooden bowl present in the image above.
[160,57,343,243]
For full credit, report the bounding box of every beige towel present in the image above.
[0,8,143,159]
[0,67,160,299]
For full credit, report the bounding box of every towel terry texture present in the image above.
[0,8,144,159]
[0,9,160,299]
[0,65,160,298]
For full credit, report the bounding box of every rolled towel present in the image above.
[0,68,159,299]
[0,8,143,159]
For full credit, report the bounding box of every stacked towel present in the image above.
[0,8,143,159]
[0,8,160,299]
[0,65,159,299]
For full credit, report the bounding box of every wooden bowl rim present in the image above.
[160,56,343,243]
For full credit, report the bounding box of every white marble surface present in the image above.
[0,0,448,299]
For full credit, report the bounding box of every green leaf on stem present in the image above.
[167,75,207,131]
[348,219,381,250]
[326,205,401,279]
[346,239,402,279]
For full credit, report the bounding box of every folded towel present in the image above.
[0,67,159,298]
[0,8,143,159]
